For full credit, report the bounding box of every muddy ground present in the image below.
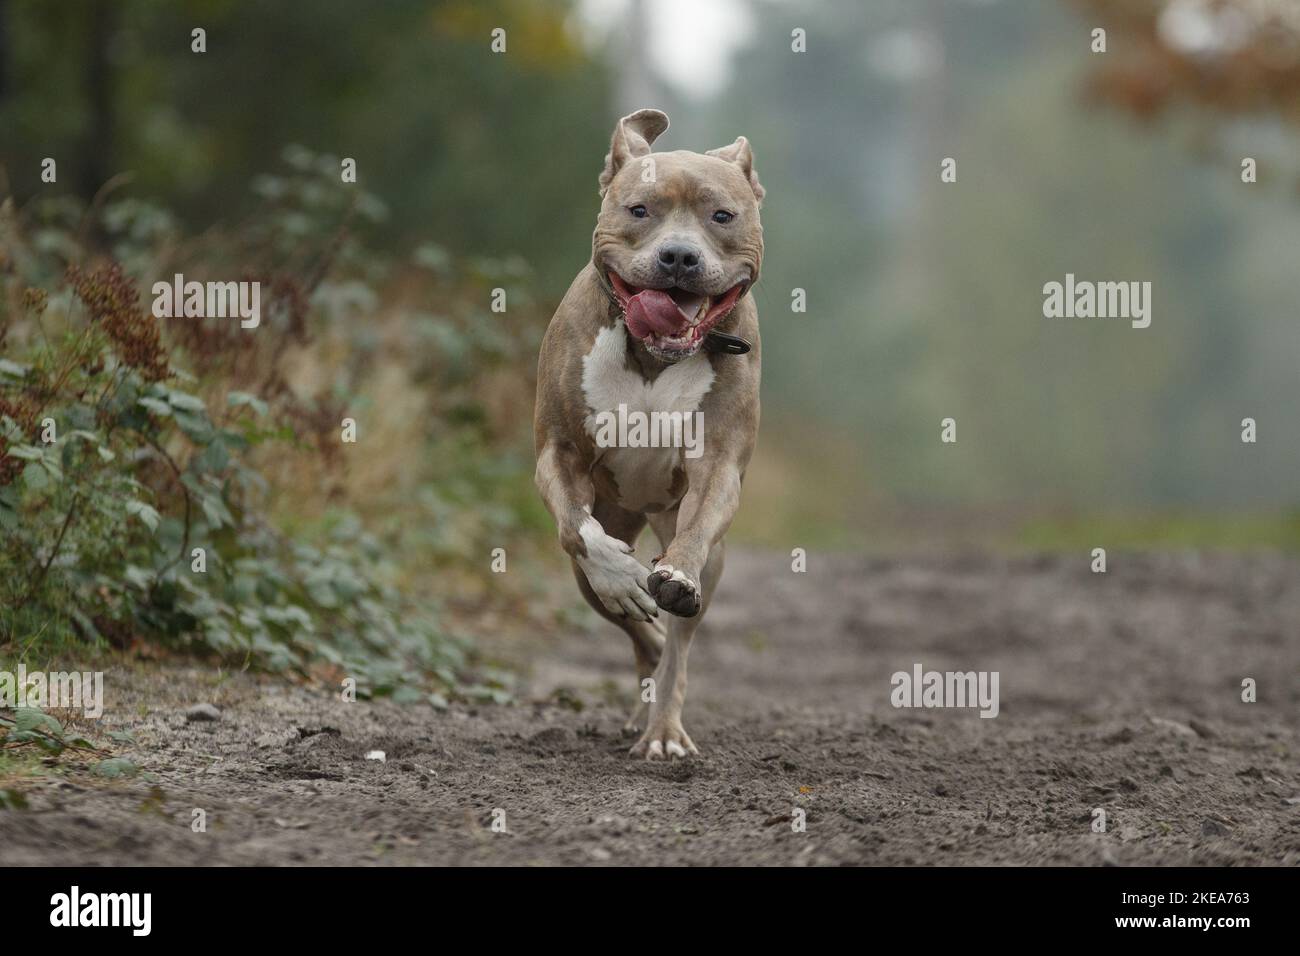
[3,550,1298,866]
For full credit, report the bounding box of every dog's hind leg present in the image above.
[633,511,726,759]
[571,561,665,727]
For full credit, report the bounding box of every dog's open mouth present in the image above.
[609,272,746,357]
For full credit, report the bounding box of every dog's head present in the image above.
[592,109,763,363]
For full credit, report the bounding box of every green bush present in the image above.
[0,148,536,701]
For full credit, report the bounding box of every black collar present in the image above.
[703,331,751,354]
[596,270,752,356]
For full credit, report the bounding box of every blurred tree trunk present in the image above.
[81,0,115,199]
[0,0,9,100]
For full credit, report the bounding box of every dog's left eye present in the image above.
[711,210,734,224]
[629,204,648,218]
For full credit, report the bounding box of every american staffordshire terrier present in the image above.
[534,109,763,759]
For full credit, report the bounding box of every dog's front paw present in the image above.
[647,563,701,617]
[576,522,658,622]
[630,716,698,760]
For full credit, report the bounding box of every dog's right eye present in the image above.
[628,205,648,218]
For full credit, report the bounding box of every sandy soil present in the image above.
[3,550,1298,866]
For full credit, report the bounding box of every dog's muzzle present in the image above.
[605,271,751,360]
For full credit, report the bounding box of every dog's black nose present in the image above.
[656,242,702,280]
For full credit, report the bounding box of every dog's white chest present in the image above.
[581,325,713,511]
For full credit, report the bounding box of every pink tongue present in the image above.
[625,289,688,339]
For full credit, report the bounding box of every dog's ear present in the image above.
[707,136,764,205]
[599,109,669,197]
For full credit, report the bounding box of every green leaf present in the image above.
[125,499,161,533]
[14,708,64,738]
[195,438,230,474]
[94,757,139,778]
[227,391,269,416]
[166,390,207,413]
[124,565,154,590]
[412,244,452,274]
[21,461,50,493]
[7,731,64,753]
[198,492,233,529]
[173,410,214,444]
[67,404,98,430]
[8,444,44,461]
[7,710,66,753]
[138,397,173,417]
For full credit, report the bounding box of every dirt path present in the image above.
[4,550,1298,866]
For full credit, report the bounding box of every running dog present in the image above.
[533,109,764,759]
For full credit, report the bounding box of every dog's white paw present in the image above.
[630,717,698,760]
[647,563,701,618]
[576,519,658,622]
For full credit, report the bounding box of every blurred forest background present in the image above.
[2,0,1299,685]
